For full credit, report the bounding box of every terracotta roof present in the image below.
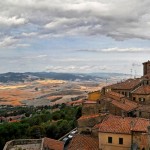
[109,78,141,90]
[83,101,97,104]
[96,115,150,134]
[43,137,64,150]
[132,85,150,95]
[105,91,138,112]
[78,114,100,121]
[105,91,124,100]
[68,134,99,150]
[111,100,137,112]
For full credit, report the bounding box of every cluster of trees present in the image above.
[0,105,81,149]
[0,105,53,117]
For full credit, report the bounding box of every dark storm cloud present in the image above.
[1,0,150,48]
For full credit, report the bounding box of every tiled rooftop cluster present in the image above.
[109,78,142,90]
[96,115,150,134]
[132,85,150,94]
[105,91,138,112]
[76,61,150,150]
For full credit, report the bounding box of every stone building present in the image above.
[95,115,150,150]
[101,60,150,112]
[135,105,150,118]
[76,60,150,149]
[100,91,138,117]
[143,60,150,75]
[82,101,99,115]
[77,114,104,134]
[131,85,150,104]
[104,78,142,98]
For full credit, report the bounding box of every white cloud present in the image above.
[15,43,30,48]
[75,47,150,53]
[0,16,27,27]
[0,36,18,48]
[22,32,37,37]
[101,47,150,52]
[0,36,31,49]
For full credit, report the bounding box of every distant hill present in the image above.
[0,72,129,83]
[89,72,130,78]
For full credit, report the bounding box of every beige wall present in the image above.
[99,132,131,150]
[88,91,101,101]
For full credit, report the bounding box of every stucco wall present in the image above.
[88,91,101,101]
[98,132,131,150]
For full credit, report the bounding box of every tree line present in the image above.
[0,105,82,149]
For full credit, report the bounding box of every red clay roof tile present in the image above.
[96,115,150,134]
[109,78,141,90]
[68,134,99,150]
[105,91,138,112]
[43,137,64,150]
[132,85,150,95]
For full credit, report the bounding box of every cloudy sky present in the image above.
[0,0,150,75]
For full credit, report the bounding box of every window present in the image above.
[139,111,142,117]
[119,138,123,144]
[133,97,136,101]
[108,137,112,143]
[139,98,145,102]
[142,98,145,102]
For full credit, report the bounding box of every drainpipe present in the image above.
[130,120,134,150]
[131,130,133,150]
